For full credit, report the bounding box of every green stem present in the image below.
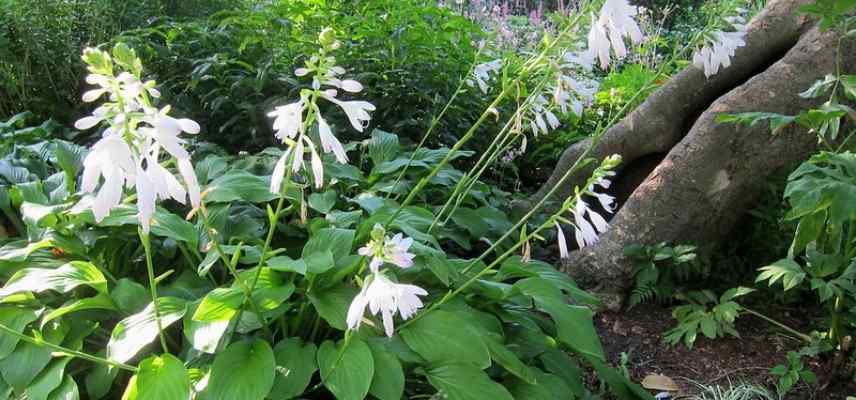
[743,308,812,343]
[199,209,273,340]
[226,149,297,343]
[139,229,169,354]
[388,46,486,200]
[0,323,138,372]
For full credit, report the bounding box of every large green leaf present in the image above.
[507,371,572,400]
[205,171,278,203]
[318,339,374,400]
[484,337,538,385]
[270,337,317,399]
[46,375,79,400]
[186,288,241,354]
[0,261,107,298]
[367,129,400,166]
[400,310,490,368]
[0,306,39,358]
[204,339,275,400]
[26,357,72,400]
[368,340,404,400]
[0,319,67,390]
[302,228,355,260]
[43,294,116,324]
[425,363,513,400]
[122,354,190,400]
[107,297,187,363]
[308,284,358,331]
[151,210,199,249]
[514,278,604,361]
[308,190,337,214]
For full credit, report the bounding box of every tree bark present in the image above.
[523,0,856,309]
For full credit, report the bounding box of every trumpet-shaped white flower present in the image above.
[555,221,569,259]
[346,273,428,337]
[268,100,304,141]
[468,59,503,94]
[317,113,348,163]
[586,0,644,69]
[320,93,376,133]
[692,23,747,78]
[358,224,416,273]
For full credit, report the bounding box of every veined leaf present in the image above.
[270,338,317,399]
[757,259,806,291]
[0,261,107,298]
[122,354,190,400]
[318,339,374,400]
[425,363,513,400]
[399,310,490,368]
[107,297,187,363]
[204,339,275,400]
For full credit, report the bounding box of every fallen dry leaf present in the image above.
[641,373,680,392]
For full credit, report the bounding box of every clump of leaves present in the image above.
[664,287,753,348]
[626,242,699,307]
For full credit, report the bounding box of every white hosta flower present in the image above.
[346,273,428,337]
[586,0,644,69]
[140,110,200,160]
[555,221,569,259]
[571,199,604,248]
[468,59,502,94]
[317,114,348,163]
[82,135,135,222]
[268,100,304,141]
[320,93,376,132]
[693,26,747,78]
[358,224,416,273]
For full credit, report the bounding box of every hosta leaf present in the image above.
[111,279,149,315]
[366,129,400,166]
[302,228,355,260]
[514,277,605,361]
[85,359,118,400]
[507,371,571,400]
[204,339,275,400]
[46,375,79,400]
[484,337,538,384]
[368,340,404,400]
[425,363,513,400]
[308,190,337,214]
[150,211,198,249]
[26,357,72,400]
[399,310,490,368]
[318,339,374,400]
[122,354,190,400]
[757,259,806,291]
[42,294,116,324]
[0,318,66,391]
[107,297,187,363]
[0,306,40,358]
[308,284,358,331]
[270,337,317,399]
[205,171,278,203]
[0,261,107,298]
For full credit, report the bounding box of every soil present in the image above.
[594,303,856,399]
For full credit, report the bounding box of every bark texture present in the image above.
[524,0,856,309]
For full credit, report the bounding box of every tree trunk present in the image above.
[523,0,856,309]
